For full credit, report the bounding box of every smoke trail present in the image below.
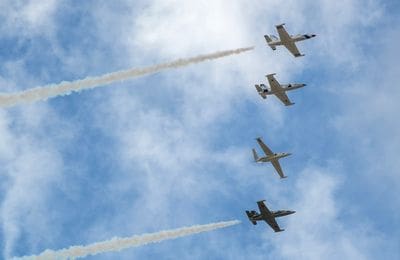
[0,47,253,108]
[13,220,240,260]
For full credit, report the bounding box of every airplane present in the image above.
[255,73,306,106]
[264,23,316,57]
[252,137,291,178]
[246,200,295,232]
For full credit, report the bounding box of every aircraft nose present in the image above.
[312,34,316,37]
[303,83,307,87]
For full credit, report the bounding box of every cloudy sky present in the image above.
[0,0,399,259]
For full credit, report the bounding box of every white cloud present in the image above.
[266,169,381,260]
[0,107,67,259]
[331,23,400,185]
[0,0,58,37]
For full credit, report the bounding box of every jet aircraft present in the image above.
[255,73,306,106]
[264,23,316,57]
[246,200,295,232]
[252,137,291,178]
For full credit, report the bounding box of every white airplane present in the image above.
[264,23,316,57]
[252,137,291,179]
[255,73,306,106]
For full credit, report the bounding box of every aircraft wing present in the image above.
[271,160,286,178]
[276,24,303,57]
[275,91,294,106]
[256,137,273,156]
[257,200,283,232]
[276,24,292,42]
[266,217,283,232]
[257,200,272,216]
[283,41,302,57]
[266,74,294,106]
[266,74,282,92]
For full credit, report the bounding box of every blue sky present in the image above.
[0,0,399,259]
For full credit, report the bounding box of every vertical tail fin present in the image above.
[252,149,259,162]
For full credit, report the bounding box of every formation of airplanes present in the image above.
[246,23,315,232]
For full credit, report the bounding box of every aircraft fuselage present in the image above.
[259,83,306,96]
[271,210,296,218]
[249,210,295,220]
[268,34,316,47]
[256,152,291,163]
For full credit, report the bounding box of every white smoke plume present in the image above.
[13,220,240,259]
[0,47,254,108]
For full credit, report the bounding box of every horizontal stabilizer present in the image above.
[246,211,258,225]
[255,85,267,99]
[264,35,272,43]
[264,35,277,50]
[255,84,262,92]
